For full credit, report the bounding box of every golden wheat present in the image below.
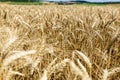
[0,4,120,80]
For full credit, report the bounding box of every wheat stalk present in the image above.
[1,50,36,68]
[74,50,92,69]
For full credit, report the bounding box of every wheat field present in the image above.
[0,4,120,80]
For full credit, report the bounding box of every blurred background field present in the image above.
[0,0,120,5]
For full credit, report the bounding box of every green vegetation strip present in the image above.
[8,2,43,5]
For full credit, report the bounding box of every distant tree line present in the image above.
[0,0,42,2]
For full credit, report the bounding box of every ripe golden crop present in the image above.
[0,4,120,80]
